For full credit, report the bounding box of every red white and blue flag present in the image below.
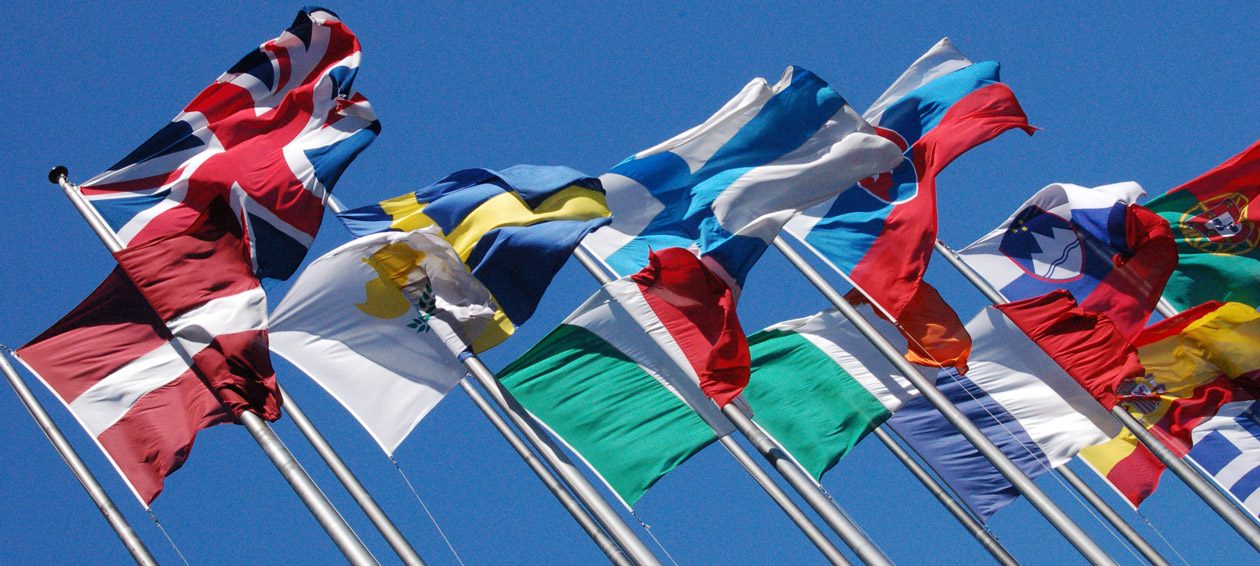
[79,7,379,280]
[784,38,1034,324]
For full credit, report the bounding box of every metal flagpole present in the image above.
[933,239,1175,565]
[0,351,158,566]
[457,379,634,566]
[772,236,1118,566]
[870,426,1021,566]
[320,195,640,566]
[461,355,668,566]
[276,384,427,566]
[50,167,379,566]
[934,237,1260,555]
[569,247,859,566]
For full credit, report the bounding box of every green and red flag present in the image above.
[1146,139,1260,310]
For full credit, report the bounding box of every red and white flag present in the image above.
[16,199,276,504]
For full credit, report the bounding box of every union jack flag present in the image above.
[79,7,380,280]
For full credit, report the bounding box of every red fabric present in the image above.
[847,282,971,374]
[997,289,1145,409]
[631,248,750,407]
[1078,204,1178,339]
[1106,441,1165,507]
[113,199,280,419]
[849,83,1035,320]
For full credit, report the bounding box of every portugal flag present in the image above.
[1147,138,1260,310]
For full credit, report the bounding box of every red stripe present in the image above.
[113,199,260,321]
[849,83,1035,319]
[195,330,280,420]
[1078,204,1179,340]
[95,369,232,504]
[1174,136,1260,202]
[631,248,750,407]
[1133,301,1224,348]
[17,270,169,402]
[1106,441,1165,507]
[81,166,188,194]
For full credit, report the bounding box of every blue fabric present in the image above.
[601,67,845,284]
[886,368,1050,522]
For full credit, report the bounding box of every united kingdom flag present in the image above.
[79,7,380,280]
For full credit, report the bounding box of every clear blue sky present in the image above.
[2,2,1257,564]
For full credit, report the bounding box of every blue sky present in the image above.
[2,2,1258,564]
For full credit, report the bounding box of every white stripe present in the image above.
[69,287,266,436]
[862,38,972,125]
[582,174,665,265]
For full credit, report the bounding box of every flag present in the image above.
[784,37,1034,328]
[886,303,1121,521]
[497,248,744,505]
[338,165,611,351]
[1146,138,1260,311]
[958,182,1178,339]
[581,66,904,288]
[15,199,275,504]
[742,306,925,479]
[1080,301,1260,509]
[79,7,380,281]
[269,227,496,454]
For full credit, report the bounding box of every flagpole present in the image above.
[50,167,379,566]
[0,351,158,565]
[457,379,634,566]
[570,247,860,566]
[870,427,1021,566]
[935,238,1260,554]
[460,355,667,566]
[772,236,1118,566]
[275,383,427,566]
[318,195,640,565]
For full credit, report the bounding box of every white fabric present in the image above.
[269,228,495,454]
[960,308,1121,467]
[761,305,926,413]
[955,182,1146,290]
[562,278,735,435]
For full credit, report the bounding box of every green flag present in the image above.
[743,307,926,479]
[1146,139,1260,310]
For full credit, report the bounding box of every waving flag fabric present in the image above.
[16,200,275,504]
[958,182,1177,339]
[498,248,743,505]
[742,306,924,479]
[1080,301,1260,509]
[581,66,903,289]
[338,165,611,351]
[1146,138,1260,311]
[79,7,380,281]
[270,228,496,454]
[784,38,1035,324]
[886,303,1121,521]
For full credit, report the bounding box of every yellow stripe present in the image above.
[471,309,514,353]
[444,186,610,261]
[1079,429,1140,475]
[379,194,436,232]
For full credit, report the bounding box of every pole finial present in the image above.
[48,166,69,185]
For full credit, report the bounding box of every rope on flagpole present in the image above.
[628,511,679,566]
[390,457,466,566]
[145,508,190,566]
[1135,511,1191,566]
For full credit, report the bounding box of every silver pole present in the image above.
[462,355,664,566]
[322,194,638,565]
[50,167,379,566]
[458,379,633,566]
[1057,465,1169,566]
[1111,406,1260,552]
[0,352,158,566]
[277,383,427,566]
[569,247,855,565]
[722,405,888,566]
[934,238,1257,557]
[773,236,1118,566]
[871,427,1020,566]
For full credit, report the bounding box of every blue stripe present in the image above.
[877,61,1000,146]
[1231,466,1260,503]
[337,204,395,238]
[304,124,379,197]
[90,192,169,233]
[249,212,311,281]
[887,367,1048,522]
[105,121,203,172]
[606,67,844,284]
[1192,430,1242,475]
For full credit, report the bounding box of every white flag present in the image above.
[269,227,495,454]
